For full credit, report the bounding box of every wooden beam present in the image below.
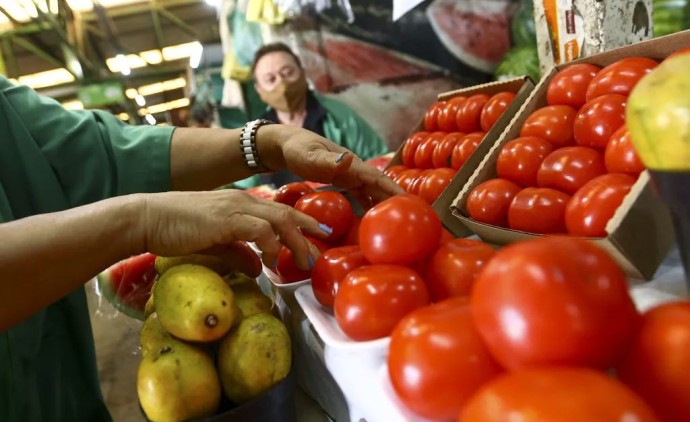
[157,7,199,37]
[150,0,165,49]
[11,36,66,69]
[79,0,202,21]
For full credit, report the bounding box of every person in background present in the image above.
[187,94,216,128]
[0,75,401,422]
[236,42,389,188]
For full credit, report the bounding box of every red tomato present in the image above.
[383,165,407,180]
[407,170,431,195]
[414,131,446,169]
[424,101,446,132]
[432,132,464,168]
[466,178,522,227]
[450,132,485,170]
[425,239,495,301]
[547,63,601,108]
[388,297,503,420]
[393,168,422,192]
[666,46,690,61]
[311,246,367,308]
[437,96,466,132]
[343,217,361,246]
[604,125,645,176]
[574,94,627,150]
[520,105,577,148]
[618,302,690,422]
[586,57,658,101]
[537,146,607,195]
[418,168,455,204]
[273,182,315,207]
[295,191,354,242]
[565,173,636,237]
[507,187,570,234]
[440,228,455,244]
[471,237,639,369]
[461,367,660,422]
[496,136,554,187]
[359,194,442,265]
[275,237,329,284]
[334,265,429,341]
[401,132,428,168]
[480,91,516,132]
[456,94,490,133]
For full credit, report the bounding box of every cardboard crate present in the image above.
[449,31,690,280]
[386,76,536,236]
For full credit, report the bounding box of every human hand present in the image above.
[134,190,329,270]
[260,125,404,208]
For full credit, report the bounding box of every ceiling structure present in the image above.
[0,0,222,123]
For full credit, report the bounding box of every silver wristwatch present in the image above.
[240,119,274,173]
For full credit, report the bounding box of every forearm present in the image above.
[0,195,143,331]
[170,125,292,191]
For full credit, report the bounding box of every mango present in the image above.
[138,338,221,422]
[217,313,292,404]
[224,275,274,319]
[155,264,238,342]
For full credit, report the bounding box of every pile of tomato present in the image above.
[383,91,517,205]
[273,185,690,421]
[465,57,660,237]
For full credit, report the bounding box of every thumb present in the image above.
[332,151,355,175]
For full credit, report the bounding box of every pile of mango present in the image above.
[138,254,292,422]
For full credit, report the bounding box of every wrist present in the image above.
[109,194,148,257]
[256,124,292,171]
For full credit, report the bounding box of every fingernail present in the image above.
[335,152,348,164]
[319,223,333,235]
[308,255,316,269]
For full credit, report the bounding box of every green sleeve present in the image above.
[1,79,174,207]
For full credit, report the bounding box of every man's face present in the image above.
[254,51,302,93]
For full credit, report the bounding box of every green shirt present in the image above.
[0,76,174,421]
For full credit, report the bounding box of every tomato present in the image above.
[480,91,516,131]
[565,173,636,237]
[359,194,442,265]
[496,136,554,187]
[334,265,429,341]
[547,63,601,108]
[461,367,660,422]
[432,132,464,168]
[585,57,658,101]
[537,146,607,195]
[573,94,627,150]
[393,168,422,191]
[425,239,495,301]
[456,94,490,133]
[424,101,445,132]
[618,302,690,422]
[507,187,570,234]
[295,191,354,242]
[437,96,466,132]
[388,297,503,420]
[383,164,407,180]
[440,228,455,244]
[450,132,485,170]
[402,132,429,168]
[275,236,329,284]
[273,182,315,207]
[343,216,361,246]
[520,105,577,147]
[311,246,367,308]
[418,168,455,204]
[471,237,639,369]
[407,170,431,195]
[466,178,522,227]
[414,131,446,169]
[604,125,645,176]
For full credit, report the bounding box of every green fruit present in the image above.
[495,46,541,83]
[229,280,274,319]
[511,0,537,47]
[155,264,239,342]
[138,338,221,422]
[139,313,170,357]
[217,313,291,404]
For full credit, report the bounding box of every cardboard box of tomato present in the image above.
[448,31,690,280]
[384,76,536,237]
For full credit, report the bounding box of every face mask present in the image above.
[259,76,308,112]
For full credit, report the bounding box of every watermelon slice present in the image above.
[97,253,157,320]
